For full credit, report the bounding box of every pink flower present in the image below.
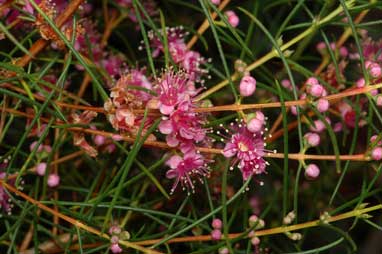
[156,71,196,115]
[159,109,206,146]
[222,123,269,181]
[239,75,257,97]
[211,0,221,5]
[181,51,207,82]
[165,151,210,194]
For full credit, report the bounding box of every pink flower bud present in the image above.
[219,247,229,254]
[309,118,330,133]
[30,141,43,153]
[365,60,372,69]
[375,95,382,106]
[333,122,343,132]
[110,243,123,253]
[247,118,263,133]
[309,84,324,97]
[239,75,256,97]
[111,235,119,244]
[212,218,223,229]
[109,225,122,235]
[47,173,60,187]
[255,111,265,122]
[281,79,292,90]
[291,106,298,115]
[370,89,378,96]
[304,132,320,147]
[112,134,123,141]
[316,42,326,54]
[368,62,381,78]
[305,164,320,180]
[225,10,239,27]
[370,135,382,146]
[211,0,221,4]
[36,162,47,176]
[94,135,106,146]
[356,78,365,88]
[251,236,260,246]
[306,77,319,86]
[43,145,52,153]
[211,229,222,240]
[316,98,329,112]
[248,215,260,227]
[339,46,348,57]
[371,147,382,161]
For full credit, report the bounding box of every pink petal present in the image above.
[158,120,173,134]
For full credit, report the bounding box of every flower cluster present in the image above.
[153,70,212,193]
[147,26,209,82]
[0,157,13,215]
[104,68,156,140]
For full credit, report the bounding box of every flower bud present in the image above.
[305,164,320,180]
[47,173,60,187]
[251,236,260,246]
[356,78,365,88]
[110,243,123,253]
[304,132,320,147]
[309,84,324,97]
[36,162,47,176]
[368,62,381,78]
[306,77,319,86]
[247,118,263,133]
[211,229,222,240]
[371,147,382,161]
[212,218,223,229]
[316,98,329,112]
[281,79,292,90]
[239,75,256,97]
[219,247,229,254]
[225,10,239,27]
[211,0,221,5]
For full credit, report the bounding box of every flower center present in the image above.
[238,142,249,152]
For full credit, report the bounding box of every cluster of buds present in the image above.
[247,215,265,248]
[370,135,382,161]
[147,26,209,83]
[210,218,223,240]
[108,225,130,253]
